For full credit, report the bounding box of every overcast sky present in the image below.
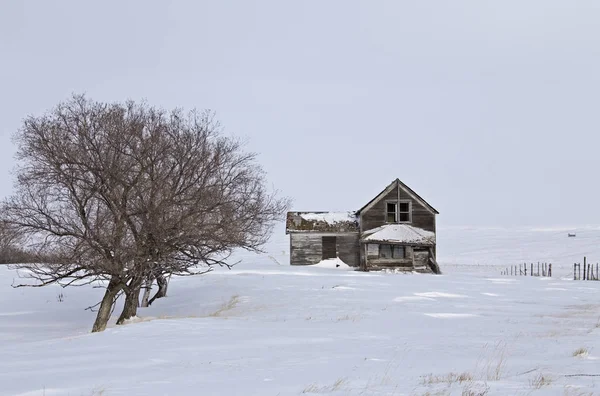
[1,1,599,228]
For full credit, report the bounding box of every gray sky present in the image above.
[2,1,600,227]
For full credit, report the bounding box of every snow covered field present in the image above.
[1,225,600,395]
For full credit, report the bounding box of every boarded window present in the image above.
[386,202,397,222]
[379,244,405,259]
[322,236,337,259]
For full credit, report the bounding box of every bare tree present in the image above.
[3,95,289,332]
[0,221,28,263]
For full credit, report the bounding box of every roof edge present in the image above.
[356,179,439,215]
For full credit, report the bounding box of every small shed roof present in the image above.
[286,211,359,233]
[361,224,436,245]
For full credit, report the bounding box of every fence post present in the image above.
[524,263,527,276]
[574,263,576,280]
[584,257,587,280]
[549,263,552,277]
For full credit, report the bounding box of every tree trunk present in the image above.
[91,277,122,333]
[116,278,142,325]
[140,276,153,308]
[148,274,168,305]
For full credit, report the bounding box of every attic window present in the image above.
[386,201,411,223]
[386,203,397,222]
[399,201,411,222]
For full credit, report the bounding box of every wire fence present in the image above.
[500,262,551,277]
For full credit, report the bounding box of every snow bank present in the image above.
[362,224,436,245]
[299,211,356,224]
[5,225,600,395]
[309,257,352,270]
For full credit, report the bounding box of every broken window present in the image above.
[379,244,393,258]
[386,201,411,223]
[386,202,397,222]
[379,244,405,259]
[393,245,405,258]
[399,201,411,222]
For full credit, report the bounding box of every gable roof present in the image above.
[286,211,359,233]
[356,179,439,215]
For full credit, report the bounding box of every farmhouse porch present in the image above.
[360,224,439,273]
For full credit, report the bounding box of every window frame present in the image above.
[378,244,406,259]
[398,200,412,223]
[384,200,412,223]
[385,202,397,223]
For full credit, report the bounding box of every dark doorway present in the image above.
[322,236,337,259]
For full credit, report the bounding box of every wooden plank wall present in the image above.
[365,245,414,267]
[290,233,360,266]
[360,188,436,233]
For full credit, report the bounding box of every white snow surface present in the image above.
[309,257,352,270]
[362,223,436,244]
[2,224,600,395]
[298,211,356,224]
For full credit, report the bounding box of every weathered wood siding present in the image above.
[290,233,360,266]
[413,249,429,268]
[360,187,436,233]
[365,244,414,268]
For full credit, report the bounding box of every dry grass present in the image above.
[572,347,589,358]
[420,372,489,396]
[564,386,594,396]
[529,373,552,389]
[476,340,507,381]
[461,382,489,396]
[208,295,240,317]
[89,386,106,395]
[417,391,451,396]
[302,377,347,393]
[335,314,362,322]
[268,255,282,265]
[419,342,505,396]
[422,372,473,385]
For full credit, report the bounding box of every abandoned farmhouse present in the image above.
[286,179,440,273]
